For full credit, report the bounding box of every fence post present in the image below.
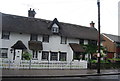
[8,60,11,69]
[29,60,31,69]
[70,61,72,70]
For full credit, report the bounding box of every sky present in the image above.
[0,0,120,35]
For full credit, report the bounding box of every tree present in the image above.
[82,44,98,62]
[82,44,106,69]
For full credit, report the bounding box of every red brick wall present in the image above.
[107,53,114,58]
[116,47,120,53]
[102,35,116,53]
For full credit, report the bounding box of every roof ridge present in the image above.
[2,12,94,29]
[103,33,119,37]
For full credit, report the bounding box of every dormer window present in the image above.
[51,23,59,33]
[49,18,60,34]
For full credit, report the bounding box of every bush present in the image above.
[90,60,97,63]
[90,60,110,63]
[22,51,32,60]
[107,58,120,63]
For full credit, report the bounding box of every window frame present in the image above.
[79,39,84,44]
[30,34,38,41]
[61,36,67,44]
[59,52,67,61]
[0,48,8,58]
[52,27,59,33]
[88,40,97,45]
[42,51,49,61]
[42,35,49,43]
[51,23,59,33]
[32,50,38,60]
[2,31,10,40]
[50,52,58,61]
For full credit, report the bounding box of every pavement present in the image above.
[2,69,120,78]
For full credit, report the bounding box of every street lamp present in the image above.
[97,0,101,74]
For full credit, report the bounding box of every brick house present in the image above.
[102,33,120,58]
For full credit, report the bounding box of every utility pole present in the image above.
[97,0,101,74]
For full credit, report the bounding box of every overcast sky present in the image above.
[0,0,120,35]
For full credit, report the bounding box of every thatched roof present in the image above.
[11,40,27,49]
[2,13,98,40]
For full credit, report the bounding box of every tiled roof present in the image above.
[103,33,120,43]
[69,43,85,52]
[2,13,98,40]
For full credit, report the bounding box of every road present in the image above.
[2,74,120,81]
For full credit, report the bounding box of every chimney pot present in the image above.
[28,8,36,18]
[90,21,95,27]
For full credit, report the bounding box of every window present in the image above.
[2,31,10,39]
[61,37,67,44]
[32,50,38,59]
[116,42,120,47]
[118,53,120,58]
[43,35,49,42]
[50,52,58,61]
[42,51,49,61]
[52,27,59,33]
[30,34,38,41]
[0,48,8,58]
[79,39,84,44]
[88,40,97,45]
[51,23,59,33]
[59,52,67,61]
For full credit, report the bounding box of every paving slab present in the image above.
[2,69,120,77]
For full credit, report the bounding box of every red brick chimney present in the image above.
[90,21,95,27]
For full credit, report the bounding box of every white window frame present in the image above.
[50,52,58,61]
[42,51,49,61]
[0,48,8,58]
[30,34,38,41]
[61,36,67,44]
[51,23,59,33]
[59,52,67,61]
[2,31,10,39]
[32,50,38,60]
[42,35,49,42]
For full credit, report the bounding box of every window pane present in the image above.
[61,37,67,44]
[42,51,49,61]
[50,52,58,61]
[43,35,49,42]
[79,39,84,44]
[30,34,38,41]
[59,52,67,61]
[2,32,10,39]
[0,48,8,58]
[88,40,97,45]
[52,27,59,33]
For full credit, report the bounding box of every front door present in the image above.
[14,49,22,68]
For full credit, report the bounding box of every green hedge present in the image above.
[88,62,120,69]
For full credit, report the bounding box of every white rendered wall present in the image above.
[1,31,89,62]
[84,40,88,45]
[1,32,30,61]
[43,35,75,61]
[0,13,2,48]
[1,33,78,62]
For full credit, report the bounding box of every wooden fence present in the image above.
[0,59,87,69]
